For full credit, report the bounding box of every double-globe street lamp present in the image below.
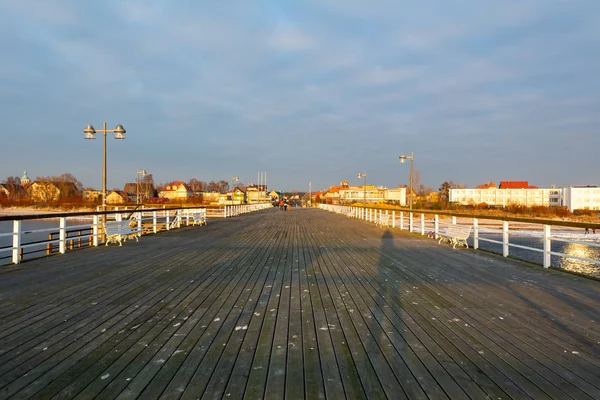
[399,152,415,211]
[357,172,367,204]
[84,122,126,224]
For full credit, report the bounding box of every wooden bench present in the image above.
[104,220,139,246]
[180,210,207,226]
[375,215,390,228]
[438,224,472,248]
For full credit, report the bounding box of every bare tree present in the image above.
[217,180,229,193]
[207,181,219,192]
[137,173,155,198]
[4,176,23,200]
[56,173,83,191]
[188,178,207,193]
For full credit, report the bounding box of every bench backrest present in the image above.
[104,220,135,234]
[445,224,472,239]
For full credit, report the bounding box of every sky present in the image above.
[1,0,599,192]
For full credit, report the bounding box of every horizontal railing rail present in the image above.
[0,203,271,265]
[320,204,600,275]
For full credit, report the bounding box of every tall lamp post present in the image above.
[357,172,367,203]
[231,176,239,204]
[136,169,147,204]
[399,152,414,211]
[84,122,126,224]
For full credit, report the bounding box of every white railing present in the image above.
[0,203,271,265]
[319,204,600,271]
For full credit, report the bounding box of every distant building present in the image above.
[499,181,537,189]
[268,190,281,202]
[28,181,78,201]
[450,187,554,207]
[450,183,600,211]
[563,186,600,211]
[159,181,192,200]
[476,181,496,189]
[325,185,407,205]
[0,184,9,197]
[83,190,102,201]
[246,184,268,204]
[106,191,132,204]
[21,171,30,186]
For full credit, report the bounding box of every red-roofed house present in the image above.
[499,181,537,189]
[476,182,497,189]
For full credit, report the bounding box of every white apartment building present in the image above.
[450,188,556,208]
[563,187,600,211]
[450,186,600,212]
[330,186,406,205]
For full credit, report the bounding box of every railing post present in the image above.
[59,217,66,254]
[166,210,170,230]
[503,221,509,257]
[137,212,142,236]
[392,211,395,228]
[400,212,404,230]
[93,215,99,246]
[434,214,439,239]
[12,220,21,264]
[543,224,551,268]
[473,218,479,249]
[153,211,157,234]
[409,212,413,233]
[452,216,457,225]
[421,213,425,235]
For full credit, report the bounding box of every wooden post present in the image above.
[392,211,395,228]
[153,211,157,234]
[47,233,53,255]
[421,213,425,235]
[434,214,439,239]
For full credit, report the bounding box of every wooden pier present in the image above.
[1,208,599,399]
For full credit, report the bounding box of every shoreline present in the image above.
[0,207,95,217]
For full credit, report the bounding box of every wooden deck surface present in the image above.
[1,208,600,399]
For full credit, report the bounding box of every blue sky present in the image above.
[1,0,599,192]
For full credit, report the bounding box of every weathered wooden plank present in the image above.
[0,209,599,399]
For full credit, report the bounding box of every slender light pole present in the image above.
[84,122,126,224]
[136,169,146,204]
[399,152,414,211]
[231,176,239,204]
[357,172,367,203]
